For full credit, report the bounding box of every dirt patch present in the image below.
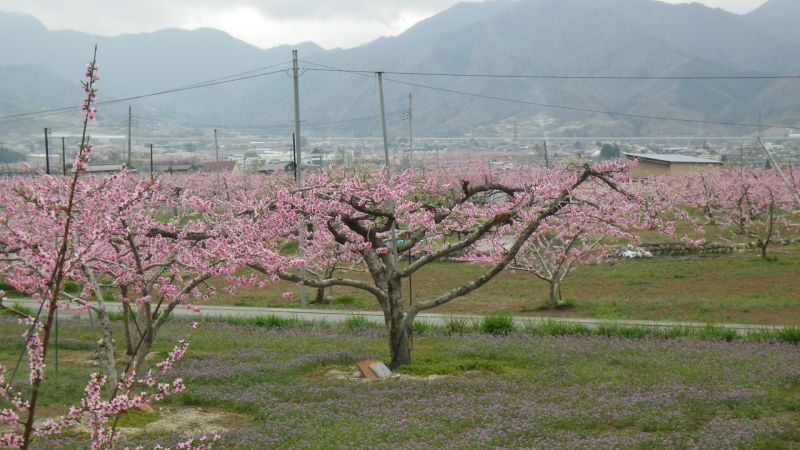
[38,406,245,441]
[116,407,242,439]
[321,367,448,382]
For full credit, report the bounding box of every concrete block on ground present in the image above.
[369,361,392,379]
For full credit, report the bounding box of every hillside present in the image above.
[1,0,799,137]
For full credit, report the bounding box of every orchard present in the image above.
[1,53,799,449]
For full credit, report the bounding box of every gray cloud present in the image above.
[0,0,769,48]
[0,0,457,23]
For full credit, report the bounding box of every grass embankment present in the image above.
[203,244,800,325]
[3,245,797,325]
[3,318,798,449]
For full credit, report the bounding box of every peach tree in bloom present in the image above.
[683,167,799,259]
[234,160,648,367]
[460,169,684,309]
[0,49,217,450]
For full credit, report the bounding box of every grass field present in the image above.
[202,244,800,325]
[2,242,796,326]
[4,317,798,449]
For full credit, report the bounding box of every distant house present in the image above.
[624,153,723,178]
[258,161,295,175]
[156,164,197,174]
[201,161,236,173]
[233,155,294,174]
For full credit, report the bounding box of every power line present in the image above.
[302,66,800,81]
[0,67,291,122]
[381,77,795,130]
[300,59,798,129]
[300,60,377,80]
[176,61,291,87]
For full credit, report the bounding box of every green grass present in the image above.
[7,317,799,449]
[174,314,800,344]
[341,315,376,330]
[523,319,592,336]
[202,244,800,326]
[216,314,327,329]
[443,317,472,334]
[0,280,22,298]
[0,301,36,318]
[479,313,516,335]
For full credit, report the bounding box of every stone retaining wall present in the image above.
[638,242,734,256]
[638,238,799,257]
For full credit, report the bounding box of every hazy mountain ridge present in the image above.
[1,0,799,137]
[746,0,800,44]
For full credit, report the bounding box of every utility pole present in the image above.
[513,121,518,144]
[292,49,307,308]
[378,72,399,261]
[149,144,154,182]
[739,142,745,168]
[408,93,413,168]
[0,141,6,173]
[44,128,50,174]
[61,137,66,175]
[378,73,391,177]
[213,129,221,187]
[543,139,550,168]
[127,106,132,165]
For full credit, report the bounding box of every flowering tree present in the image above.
[460,171,683,309]
[0,49,215,450]
[230,161,644,367]
[684,168,798,259]
[468,217,625,309]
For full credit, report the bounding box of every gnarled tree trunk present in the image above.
[388,313,412,368]
[385,276,411,368]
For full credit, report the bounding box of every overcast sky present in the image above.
[0,0,769,49]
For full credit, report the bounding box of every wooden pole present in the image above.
[44,128,50,174]
[292,49,307,308]
[61,137,66,175]
[214,129,221,186]
[149,144,154,181]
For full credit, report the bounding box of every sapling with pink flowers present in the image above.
[0,48,214,450]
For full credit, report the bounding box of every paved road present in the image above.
[3,298,787,334]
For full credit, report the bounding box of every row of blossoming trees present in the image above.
[1,57,799,448]
[1,159,798,449]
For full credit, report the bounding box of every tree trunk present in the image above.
[121,300,135,356]
[132,329,154,374]
[313,286,328,304]
[132,303,155,373]
[388,313,412,368]
[385,279,411,368]
[311,267,336,304]
[119,285,135,355]
[545,279,564,309]
[97,309,118,389]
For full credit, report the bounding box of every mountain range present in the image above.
[1,0,799,138]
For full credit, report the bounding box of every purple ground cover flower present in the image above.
[138,325,800,448]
